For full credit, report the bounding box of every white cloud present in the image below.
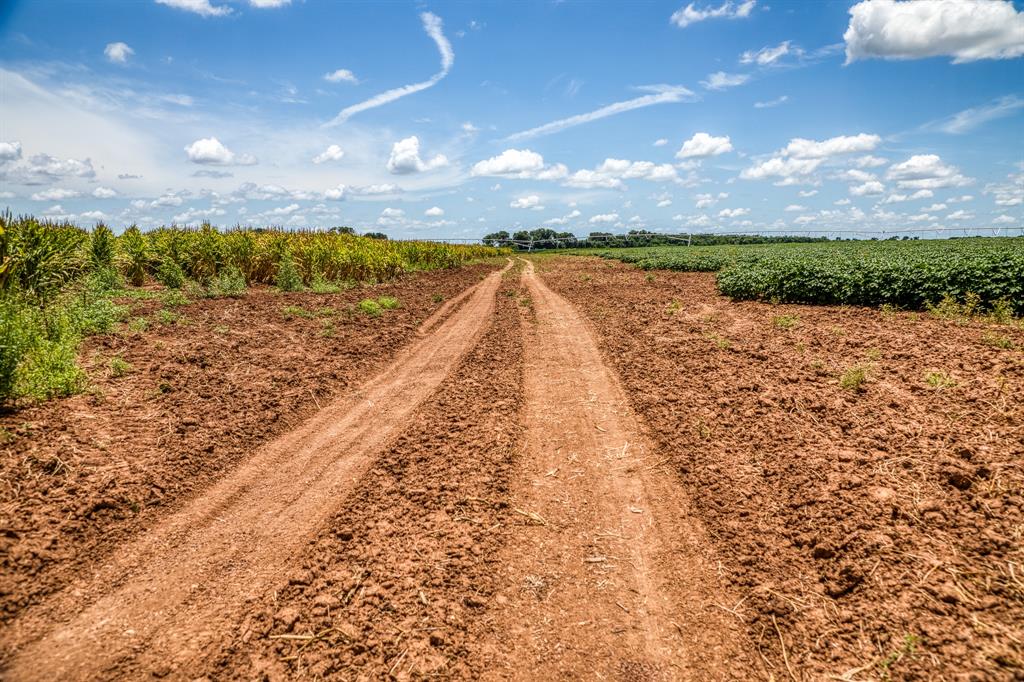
[854,155,887,168]
[741,156,823,182]
[886,154,972,190]
[741,41,797,66]
[946,209,973,220]
[657,199,672,207]
[654,138,669,147]
[835,198,851,206]
[104,42,134,64]
[984,171,1024,206]
[844,0,1024,63]
[386,136,449,174]
[424,206,445,216]
[934,95,1024,134]
[173,207,226,223]
[992,214,1017,224]
[327,12,452,125]
[510,195,543,210]
[671,0,756,28]
[312,144,345,164]
[544,209,582,226]
[589,213,619,224]
[850,180,885,196]
[249,0,291,6]
[506,85,695,141]
[380,207,404,218]
[700,71,750,90]
[461,122,479,133]
[564,169,624,190]
[676,132,733,159]
[155,0,232,17]
[470,148,567,181]
[784,133,880,159]
[324,69,358,84]
[184,137,256,166]
[922,203,948,212]
[784,204,806,211]
[0,141,22,162]
[718,207,750,218]
[754,95,789,108]
[31,188,81,201]
[798,189,818,197]
[92,186,117,199]
[564,158,681,189]
[880,189,933,203]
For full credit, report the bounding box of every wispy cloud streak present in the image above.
[326,12,452,127]
[506,85,695,141]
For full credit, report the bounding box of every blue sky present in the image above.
[0,0,1021,238]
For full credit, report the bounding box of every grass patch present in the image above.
[376,296,400,310]
[357,299,383,317]
[981,332,1014,349]
[109,356,132,378]
[839,365,868,391]
[925,370,956,389]
[772,314,799,329]
[282,305,315,320]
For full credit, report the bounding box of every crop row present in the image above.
[596,238,1024,313]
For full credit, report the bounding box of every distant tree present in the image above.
[482,230,510,246]
[363,231,388,240]
[329,226,356,235]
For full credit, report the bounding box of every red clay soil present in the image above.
[538,255,1024,681]
[193,265,526,680]
[0,263,497,630]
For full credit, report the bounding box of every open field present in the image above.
[1,248,1022,680]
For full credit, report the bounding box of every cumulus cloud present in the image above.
[424,206,445,216]
[544,209,582,226]
[718,207,750,217]
[741,156,823,183]
[327,12,452,126]
[700,71,750,90]
[386,136,449,174]
[312,144,345,164]
[741,41,797,66]
[671,0,756,28]
[155,0,232,17]
[565,159,681,189]
[324,69,358,84]
[654,138,669,147]
[886,154,972,190]
[92,186,118,199]
[12,153,96,184]
[798,189,818,197]
[854,155,887,168]
[784,204,806,211]
[510,195,543,210]
[507,85,695,141]
[983,170,1024,206]
[844,0,1024,64]
[589,213,619,224]
[104,42,134,64]
[31,188,81,201]
[184,137,256,166]
[0,141,22,162]
[470,148,567,180]
[784,133,880,158]
[850,180,885,196]
[676,132,733,159]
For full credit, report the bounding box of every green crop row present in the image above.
[594,238,1024,313]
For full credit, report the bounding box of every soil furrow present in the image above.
[2,262,511,681]
[476,259,758,679]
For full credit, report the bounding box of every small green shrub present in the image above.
[925,370,956,389]
[281,305,314,320]
[209,265,246,298]
[156,258,185,289]
[377,296,400,310]
[773,314,798,329]
[981,332,1014,349]
[276,251,304,292]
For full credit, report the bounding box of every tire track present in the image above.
[2,261,512,681]
[481,258,756,679]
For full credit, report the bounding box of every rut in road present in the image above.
[481,259,757,679]
[2,263,510,681]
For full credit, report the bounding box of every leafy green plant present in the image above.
[276,250,304,292]
[981,332,1014,349]
[376,296,400,310]
[156,258,185,289]
[925,370,956,389]
[772,314,798,329]
[119,224,150,286]
[358,299,383,317]
[209,264,246,298]
[281,305,314,320]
